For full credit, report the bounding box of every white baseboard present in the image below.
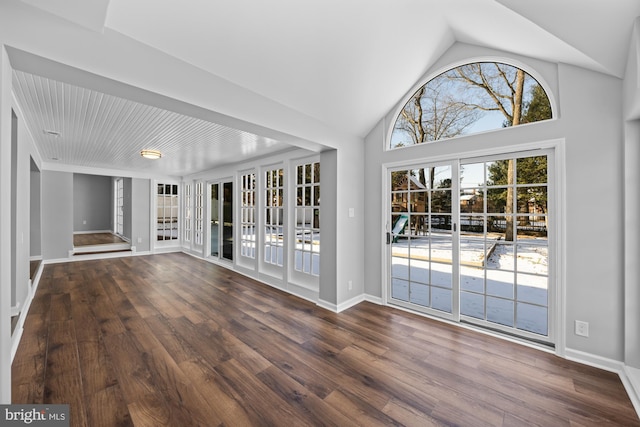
[10,326,23,363]
[152,246,182,254]
[623,366,640,417]
[564,348,625,373]
[73,230,112,235]
[364,294,383,305]
[73,242,131,254]
[316,299,338,312]
[566,348,640,419]
[10,303,20,317]
[318,294,365,313]
[11,264,42,363]
[337,294,366,312]
[132,250,152,256]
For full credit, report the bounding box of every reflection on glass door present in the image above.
[390,164,456,316]
[388,152,552,344]
[210,181,233,261]
[222,182,233,261]
[211,183,220,257]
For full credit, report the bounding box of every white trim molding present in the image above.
[623,365,640,416]
[566,348,640,418]
[11,262,43,363]
[316,299,338,312]
[364,294,383,305]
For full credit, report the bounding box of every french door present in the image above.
[210,181,233,262]
[387,150,553,344]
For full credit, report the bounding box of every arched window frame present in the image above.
[386,57,557,151]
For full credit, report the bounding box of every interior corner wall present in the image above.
[625,119,640,369]
[42,171,73,260]
[363,119,386,300]
[335,141,365,306]
[624,18,640,370]
[558,63,624,361]
[73,173,113,232]
[319,149,337,305]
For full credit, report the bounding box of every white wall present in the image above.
[73,173,113,232]
[625,120,640,369]
[122,177,132,240]
[131,178,150,253]
[12,103,38,313]
[624,20,640,371]
[42,171,73,260]
[30,163,41,258]
[0,43,13,404]
[364,42,626,361]
[558,63,624,360]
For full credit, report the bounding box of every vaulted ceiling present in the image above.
[7,0,640,176]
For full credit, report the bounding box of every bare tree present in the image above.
[448,63,527,241]
[393,75,480,185]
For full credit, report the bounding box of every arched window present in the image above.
[389,62,552,149]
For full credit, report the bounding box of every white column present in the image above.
[0,44,13,403]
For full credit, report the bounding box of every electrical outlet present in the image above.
[575,320,589,337]
[348,280,353,291]
[137,237,142,243]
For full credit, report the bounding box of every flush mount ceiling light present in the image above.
[140,149,162,160]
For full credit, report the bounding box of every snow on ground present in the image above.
[391,234,549,336]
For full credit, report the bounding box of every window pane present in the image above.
[432,287,452,313]
[313,186,320,206]
[392,278,409,301]
[410,191,428,213]
[487,188,509,214]
[409,283,429,306]
[431,190,451,213]
[432,165,452,189]
[517,156,547,184]
[517,187,547,214]
[517,302,547,335]
[461,291,484,319]
[487,297,514,327]
[461,163,484,188]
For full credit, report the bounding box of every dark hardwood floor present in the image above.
[12,253,639,426]
[73,232,127,247]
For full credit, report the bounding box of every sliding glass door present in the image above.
[388,150,553,344]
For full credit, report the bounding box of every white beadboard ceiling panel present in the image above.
[13,70,294,177]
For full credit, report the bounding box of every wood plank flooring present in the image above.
[12,253,639,426]
[73,232,127,247]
